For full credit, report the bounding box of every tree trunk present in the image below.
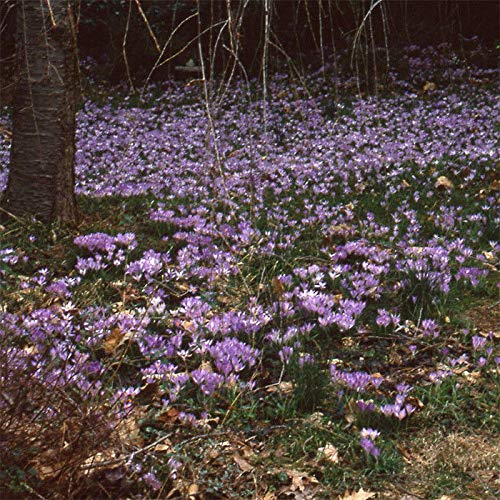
[3,0,78,223]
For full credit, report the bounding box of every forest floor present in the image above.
[0,44,498,498]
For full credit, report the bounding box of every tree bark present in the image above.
[3,0,78,223]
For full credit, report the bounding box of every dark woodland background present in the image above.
[0,0,498,99]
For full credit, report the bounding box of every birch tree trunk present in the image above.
[3,0,78,223]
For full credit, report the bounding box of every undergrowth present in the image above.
[0,42,498,498]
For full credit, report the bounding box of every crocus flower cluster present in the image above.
[74,231,137,274]
[0,42,497,491]
[380,393,416,420]
[360,428,381,457]
[330,365,384,393]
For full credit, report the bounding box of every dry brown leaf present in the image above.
[82,450,120,470]
[462,370,481,382]
[340,488,376,500]
[0,125,12,141]
[165,486,182,499]
[344,398,360,424]
[423,81,437,92]
[207,448,220,460]
[286,469,319,492]
[217,295,233,304]
[271,276,285,299]
[35,463,60,481]
[329,223,353,237]
[116,414,143,447]
[138,382,159,402]
[482,251,495,262]
[317,443,339,463]
[233,453,253,473]
[452,365,471,375]
[333,293,344,303]
[103,327,125,354]
[23,345,38,355]
[181,320,196,333]
[306,412,325,426]
[266,381,294,394]
[435,175,454,191]
[187,483,200,497]
[177,282,191,292]
[262,492,277,500]
[241,444,255,457]
[157,407,180,426]
[396,444,414,464]
[406,396,424,409]
[154,442,172,453]
[199,360,213,372]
